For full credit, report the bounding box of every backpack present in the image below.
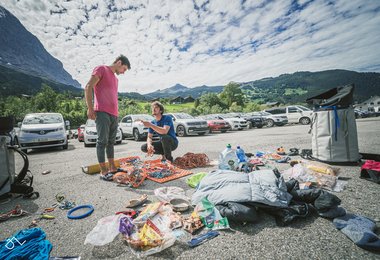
[360,160,380,184]
[0,116,37,200]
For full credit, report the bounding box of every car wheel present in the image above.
[266,119,274,127]
[133,128,141,141]
[257,125,263,129]
[198,132,206,136]
[63,143,68,150]
[221,130,227,133]
[209,127,212,134]
[247,122,253,129]
[176,125,186,137]
[299,117,311,125]
[116,140,122,144]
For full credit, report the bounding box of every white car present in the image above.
[83,119,122,147]
[119,114,154,141]
[252,111,288,127]
[264,105,313,125]
[17,113,69,153]
[214,114,248,130]
[167,113,209,137]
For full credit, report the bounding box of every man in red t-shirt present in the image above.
[85,55,130,180]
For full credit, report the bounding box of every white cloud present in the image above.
[1,0,380,93]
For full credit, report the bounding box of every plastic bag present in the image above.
[282,162,339,190]
[84,214,125,246]
[154,186,189,202]
[125,204,176,257]
[186,172,207,188]
[195,197,230,230]
[133,202,163,227]
[282,164,317,183]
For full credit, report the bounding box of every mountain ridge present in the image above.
[136,69,380,103]
[0,6,81,89]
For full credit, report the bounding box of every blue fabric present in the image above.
[0,227,52,259]
[321,105,340,141]
[333,213,380,251]
[148,115,178,144]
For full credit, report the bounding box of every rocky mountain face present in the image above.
[0,6,80,89]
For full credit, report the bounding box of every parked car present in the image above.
[354,109,370,119]
[66,129,74,139]
[77,124,85,142]
[72,129,78,139]
[264,105,313,125]
[252,111,288,127]
[236,113,265,129]
[166,113,208,137]
[119,114,155,141]
[17,113,69,153]
[213,114,248,130]
[83,119,122,147]
[197,115,231,133]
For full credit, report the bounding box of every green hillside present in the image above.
[0,65,82,96]
[240,70,380,103]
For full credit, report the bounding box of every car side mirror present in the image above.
[172,118,176,121]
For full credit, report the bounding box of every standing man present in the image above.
[140,101,178,163]
[85,55,130,180]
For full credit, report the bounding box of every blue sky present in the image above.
[2,0,380,94]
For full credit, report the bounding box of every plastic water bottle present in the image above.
[236,146,247,163]
[219,144,238,170]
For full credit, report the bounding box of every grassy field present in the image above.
[284,88,308,95]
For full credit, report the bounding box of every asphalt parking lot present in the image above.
[1,117,380,259]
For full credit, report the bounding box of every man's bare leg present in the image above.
[99,162,108,175]
[108,158,117,172]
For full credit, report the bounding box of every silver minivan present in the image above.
[17,113,69,153]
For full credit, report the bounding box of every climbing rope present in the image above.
[174,153,210,169]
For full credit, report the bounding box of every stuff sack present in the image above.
[310,107,360,163]
[360,160,380,184]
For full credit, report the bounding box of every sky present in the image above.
[1,0,380,94]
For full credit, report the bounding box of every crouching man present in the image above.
[140,101,178,163]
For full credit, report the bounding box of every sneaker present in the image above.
[100,172,114,181]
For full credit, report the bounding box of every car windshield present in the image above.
[86,119,96,127]
[132,115,154,121]
[297,105,312,111]
[260,112,271,116]
[174,113,194,119]
[221,114,236,119]
[23,114,63,125]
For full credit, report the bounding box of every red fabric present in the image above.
[361,160,380,172]
[92,65,119,117]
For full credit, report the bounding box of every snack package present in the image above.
[133,202,163,226]
[183,211,204,234]
[195,198,230,231]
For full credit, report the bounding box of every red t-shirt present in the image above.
[92,65,118,117]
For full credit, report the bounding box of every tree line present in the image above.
[0,82,263,128]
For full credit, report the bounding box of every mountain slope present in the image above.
[0,6,80,89]
[144,84,224,99]
[138,69,380,103]
[0,65,81,96]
